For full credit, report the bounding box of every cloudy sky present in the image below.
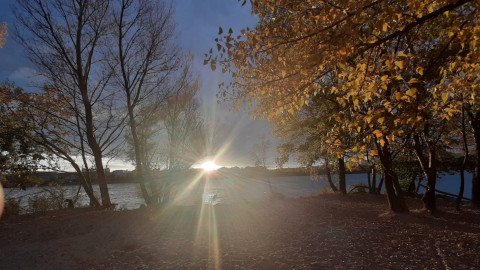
[0,0,284,170]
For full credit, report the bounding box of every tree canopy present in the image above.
[207,0,480,212]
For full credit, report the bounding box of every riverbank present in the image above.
[1,194,480,269]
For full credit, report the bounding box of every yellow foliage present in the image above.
[0,23,7,48]
[406,88,417,97]
[395,61,405,69]
[208,0,480,164]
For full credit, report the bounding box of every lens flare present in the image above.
[200,161,221,172]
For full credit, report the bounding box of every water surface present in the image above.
[3,172,470,213]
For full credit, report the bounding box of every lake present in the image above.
[3,172,470,214]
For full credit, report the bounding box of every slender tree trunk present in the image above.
[371,167,377,194]
[325,160,338,192]
[458,105,468,211]
[263,166,275,198]
[127,103,152,205]
[338,157,346,194]
[73,1,111,206]
[458,166,466,211]
[375,138,408,212]
[116,8,152,205]
[383,169,398,209]
[72,102,94,192]
[71,162,100,208]
[471,114,480,206]
[80,156,96,206]
[76,121,95,206]
[377,171,384,194]
[36,132,100,207]
[90,146,110,206]
[80,79,111,206]
[38,137,100,208]
[422,169,437,211]
[407,177,416,194]
[416,178,422,194]
[413,134,437,212]
[367,169,372,193]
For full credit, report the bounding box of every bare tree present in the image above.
[108,0,179,204]
[128,59,204,171]
[14,0,125,206]
[122,58,203,205]
[160,60,203,170]
[251,134,271,169]
[251,134,277,197]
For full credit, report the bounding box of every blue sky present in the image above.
[0,0,282,169]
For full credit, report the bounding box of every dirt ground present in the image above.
[1,194,480,269]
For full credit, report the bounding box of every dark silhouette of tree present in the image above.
[15,0,126,206]
[108,0,179,205]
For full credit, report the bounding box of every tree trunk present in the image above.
[375,138,408,212]
[471,115,480,206]
[35,134,100,207]
[416,178,422,195]
[84,115,110,206]
[71,163,100,208]
[325,160,338,192]
[407,177,416,194]
[338,157,346,194]
[383,168,408,212]
[80,78,111,206]
[367,169,372,193]
[458,105,468,211]
[127,103,152,205]
[413,134,437,212]
[74,109,96,206]
[371,167,377,194]
[377,171,384,194]
[422,169,437,211]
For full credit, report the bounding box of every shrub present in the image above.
[28,194,53,213]
[353,183,368,193]
[3,198,22,217]
[27,184,82,213]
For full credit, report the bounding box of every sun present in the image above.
[200,161,221,172]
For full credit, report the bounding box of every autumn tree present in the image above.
[271,90,348,194]
[0,82,50,188]
[15,85,101,206]
[438,12,480,205]
[208,0,479,212]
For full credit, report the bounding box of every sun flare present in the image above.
[200,161,221,172]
